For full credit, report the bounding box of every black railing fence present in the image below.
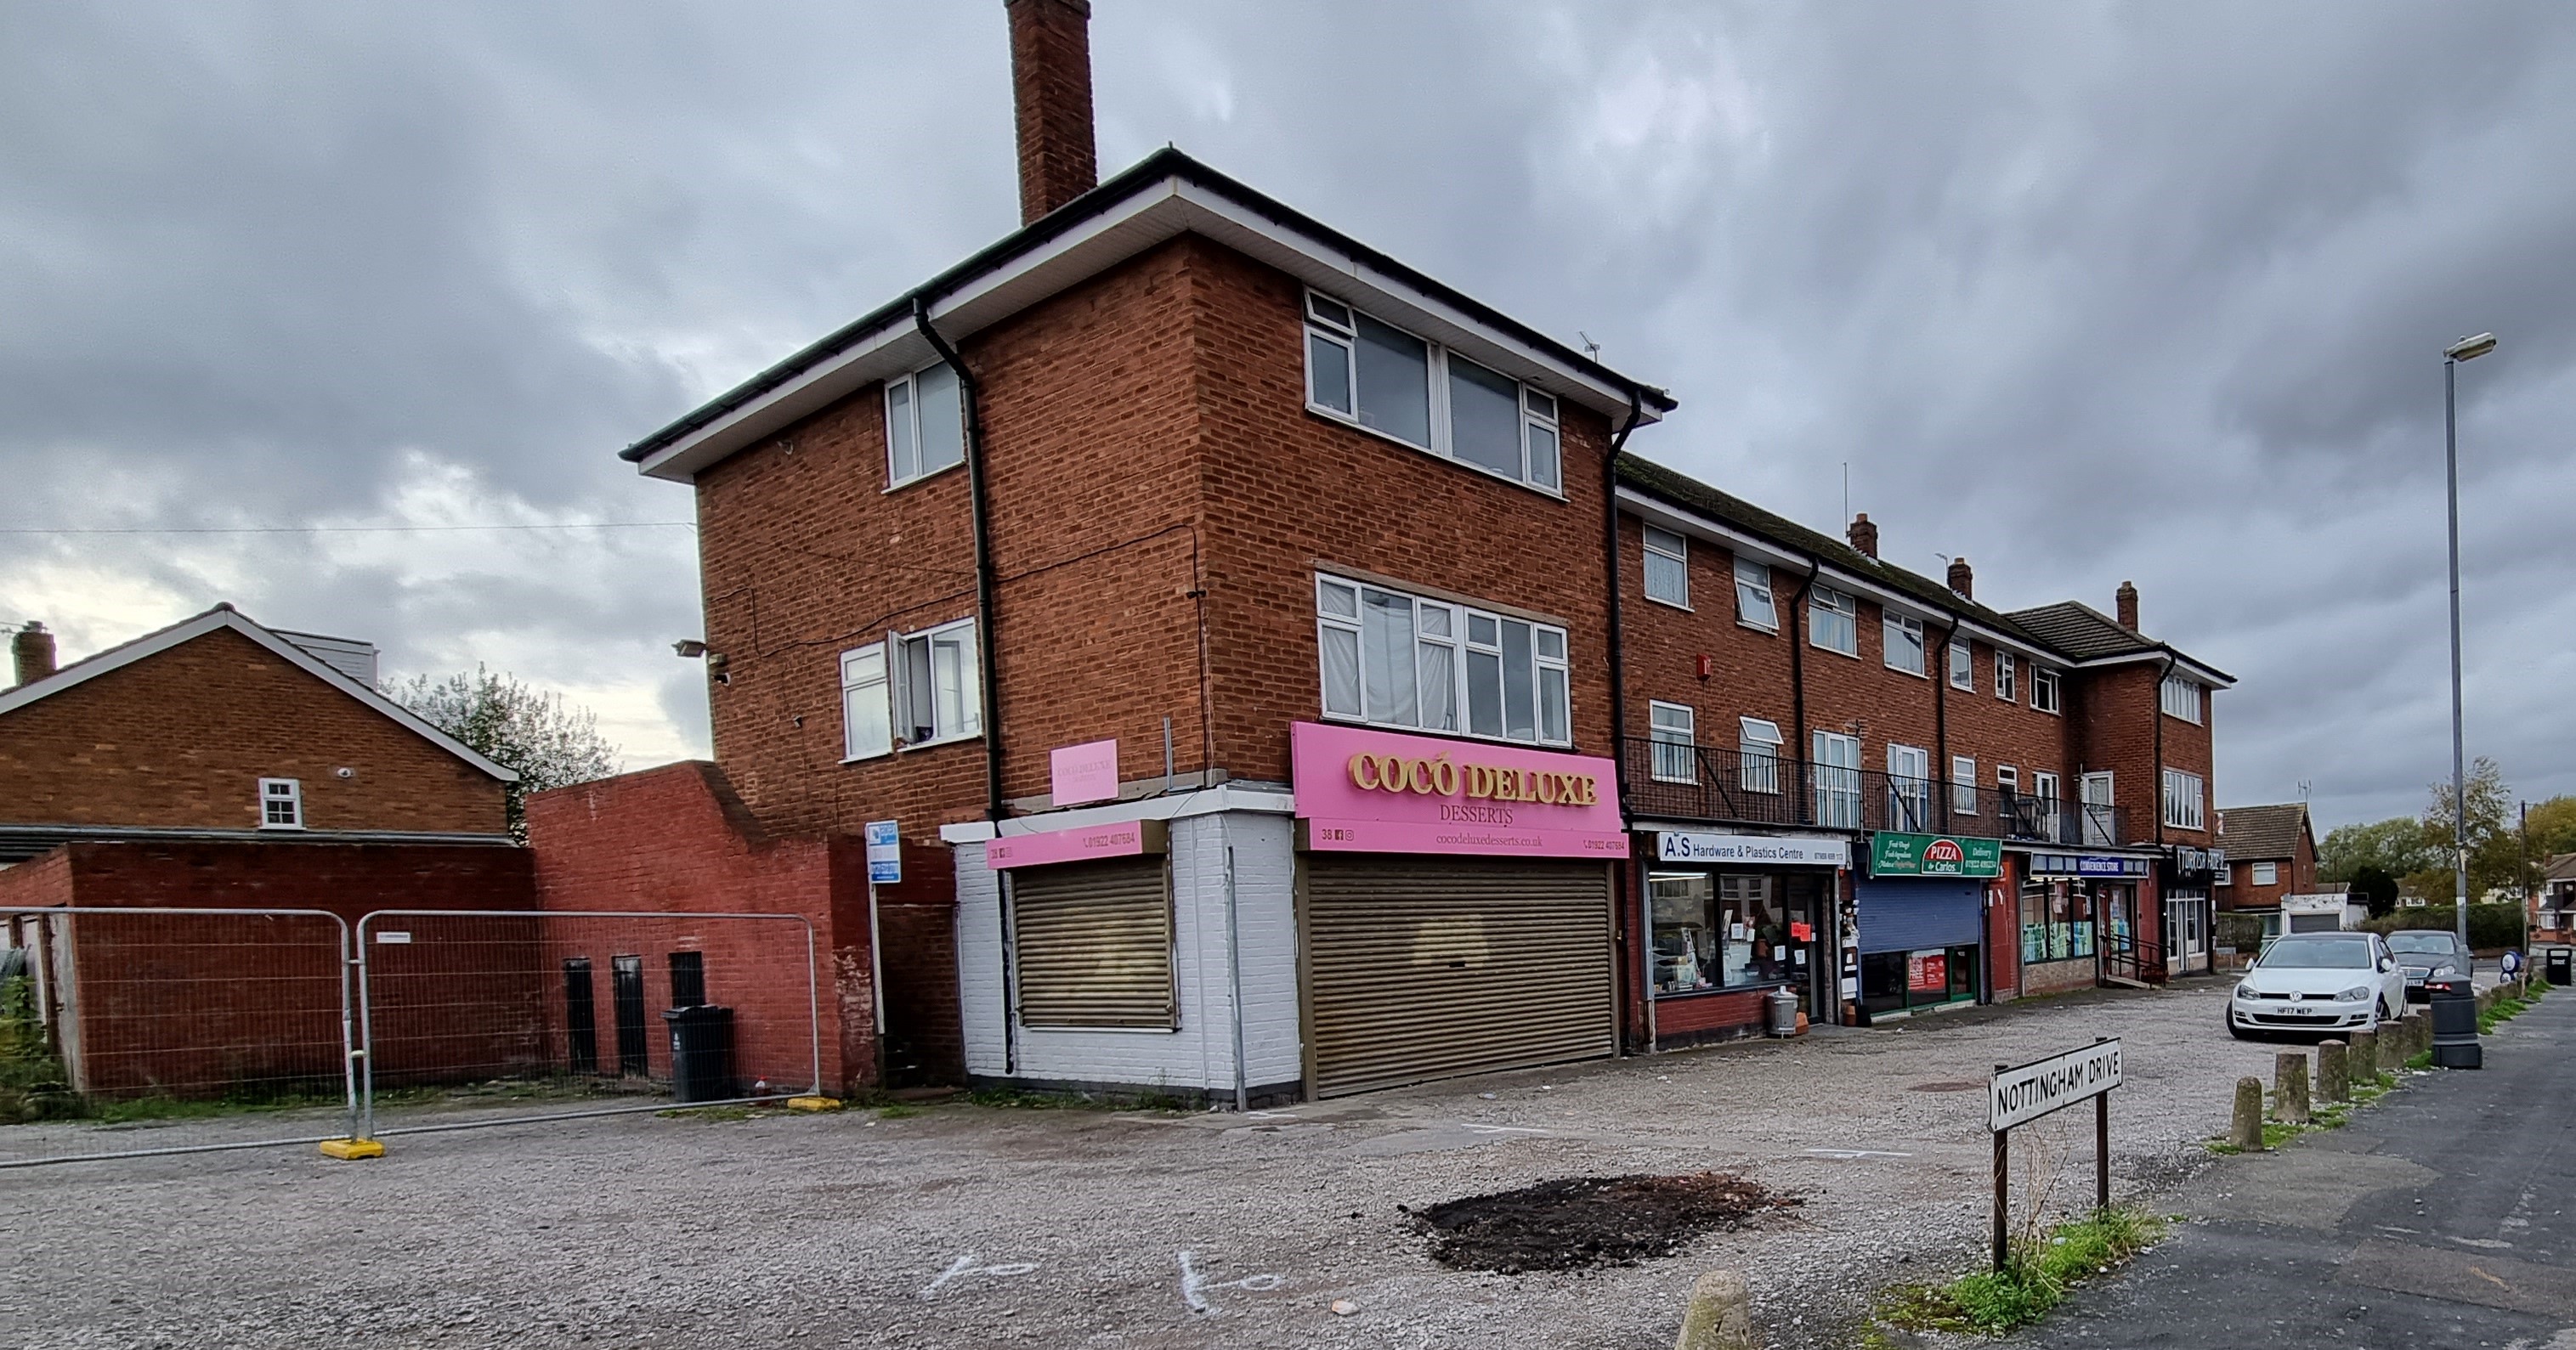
[1622,737,2132,846]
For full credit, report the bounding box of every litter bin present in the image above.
[2429,987,2482,1070]
[2548,947,2573,988]
[661,1004,737,1102]
[1766,987,1801,1038]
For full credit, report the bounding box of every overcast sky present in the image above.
[4,2,2570,830]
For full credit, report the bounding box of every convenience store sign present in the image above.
[1870,832,2002,878]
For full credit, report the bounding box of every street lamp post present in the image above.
[2443,332,2497,957]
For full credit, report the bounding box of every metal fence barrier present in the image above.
[0,906,355,1168]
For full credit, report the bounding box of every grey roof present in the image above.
[2219,803,2310,861]
[2545,852,2576,883]
[2005,602,2155,659]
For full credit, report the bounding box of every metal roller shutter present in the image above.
[1854,878,1984,954]
[1011,857,1176,1029]
[1303,856,1615,1098]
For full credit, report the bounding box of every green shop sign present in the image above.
[1870,832,2002,878]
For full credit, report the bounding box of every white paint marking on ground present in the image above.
[919,1253,1039,1298]
[1461,1124,1548,1136]
[1176,1251,1285,1314]
[1802,1148,1913,1161]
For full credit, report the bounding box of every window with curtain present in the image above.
[1650,703,1696,783]
[1316,574,1571,747]
[1810,586,1858,656]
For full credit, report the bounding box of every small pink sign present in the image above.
[1291,722,1627,861]
[988,818,1153,870]
[1049,737,1120,807]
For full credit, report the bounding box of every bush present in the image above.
[0,975,79,1124]
[2360,902,2524,951]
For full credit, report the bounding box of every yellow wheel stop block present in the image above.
[319,1138,385,1160]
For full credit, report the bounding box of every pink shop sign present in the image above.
[1290,721,1628,861]
[1049,737,1120,807]
[986,818,1167,870]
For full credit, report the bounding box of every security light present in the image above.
[672,639,708,658]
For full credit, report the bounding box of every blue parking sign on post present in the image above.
[864,820,902,884]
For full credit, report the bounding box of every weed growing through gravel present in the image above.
[1872,1207,2166,1338]
[957,1086,1191,1112]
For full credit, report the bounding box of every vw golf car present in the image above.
[2228,931,2409,1040]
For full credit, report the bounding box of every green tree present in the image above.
[2348,865,2399,918]
[393,665,621,836]
[2423,756,2522,900]
[2318,816,2442,885]
[2522,795,2576,891]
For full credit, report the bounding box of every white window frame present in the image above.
[1996,765,2018,796]
[1996,652,2018,701]
[1733,556,1778,632]
[1883,612,1927,677]
[258,777,304,831]
[2160,673,2203,724]
[1887,743,1933,831]
[1949,639,1973,691]
[2161,768,2206,831]
[2033,770,2062,838]
[880,617,983,751]
[1739,717,1785,794]
[1812,731,1861,828]
[1314,573,1573,748]
[883,361,965,489]
[2030,667,2061,715]
[1649,702,1697,783]
[1303,291,1564,495]
[1642,527,1690,609]
[2251,861,2279,886]
[1951,756,1978,815]
[2216,864,2235,885]
[1809,585,1859,658]
[839,643,893,762]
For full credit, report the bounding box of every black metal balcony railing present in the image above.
[1621,737,2133,847]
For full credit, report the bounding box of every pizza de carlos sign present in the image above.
[1869,831,2003,878]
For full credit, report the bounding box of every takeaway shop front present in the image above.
[1643,830,1850,1048]
[1290,722,1628,1099]
[1857,832,2000,1023]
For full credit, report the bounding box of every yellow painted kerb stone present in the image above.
[319,1138,385,1160]
[785,1096,844,1113]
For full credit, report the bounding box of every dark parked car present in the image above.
[2386,930,2472,1003]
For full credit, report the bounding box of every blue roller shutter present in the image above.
[1855,878,1983,954]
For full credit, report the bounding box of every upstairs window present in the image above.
[842,619,982,757]
[1304,292,1562,493]
[1734,556,1778,631]
[258,777,303,830]
[1316,574,1571,747]
[1883,613,1927,676]
[885,361,965,487]
[1810,586,1858,657]
[1949,640,1973,690]
[1649,702,1696,783]
[1996,652,2018,702]
[1642,527,1690,607]
[1951,756,1978,815]
[2031,667,2061,715]
[1739,717,1785,794]
[2162,768,2206,831]
[840,645,892,760]
[2251,861,2279,886]
[2160,673,2203,724]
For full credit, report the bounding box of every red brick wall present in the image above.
[2075,664,2214,849]
[524,761,887,1093]
[1986,869,2022,999]
[0,626,506,834]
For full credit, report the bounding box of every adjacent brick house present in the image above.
[2211,801,2320,939]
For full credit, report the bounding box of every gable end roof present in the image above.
[2217,802,2309,861]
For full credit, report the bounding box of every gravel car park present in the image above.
[2,981,2304,1350]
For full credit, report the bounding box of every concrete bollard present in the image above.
[1673,1269,1756,1350]
[2347,1028,2378,1082]
[2317,1040,2349,1104]
[2386,1018,2415,1071]
[2272,1051,2312,1124]
[2229,1076,2266,1150]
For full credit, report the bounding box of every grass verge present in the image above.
[1873,1207,2167,1338]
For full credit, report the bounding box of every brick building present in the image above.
[2211,801,2321,936]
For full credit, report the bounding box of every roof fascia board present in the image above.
[2070,649,2236,687]
[0,611,519,782]
[1616,488,2059,665]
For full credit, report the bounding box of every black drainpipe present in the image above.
[2151,652,2177,850]
[1786,559,1820,824]
[1933,618,1957,833]
[913,297,1006,823]
[1603,393,1644,1054]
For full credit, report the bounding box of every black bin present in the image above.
[661,1004,737,1102]
[2548,947,2573,987]
[2430,988,2482,1070]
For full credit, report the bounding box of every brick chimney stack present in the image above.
[12,620,56,689]
[1007,0,1099,224]
[2115,580,2140,632]
[1947,556,1973,600]
[1847,512,1879,559]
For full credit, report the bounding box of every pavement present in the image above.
[2014,985,2576,1349]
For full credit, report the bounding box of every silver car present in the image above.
[2228,932,2409,1040]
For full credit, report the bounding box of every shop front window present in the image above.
[1649,872,1819,996]
[1859,944,1979,1018]
[2018,879,2096,963]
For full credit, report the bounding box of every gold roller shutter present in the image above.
[1303,856,1615,1098]
[1011,857,1175,1030]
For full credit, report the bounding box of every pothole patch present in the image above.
[1404,1171,1802,1273]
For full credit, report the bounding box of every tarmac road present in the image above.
[2018,987,2576,1349]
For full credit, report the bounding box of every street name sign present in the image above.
[1990,1038,2122,1132]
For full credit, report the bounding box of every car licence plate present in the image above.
[2404,967,2430,979]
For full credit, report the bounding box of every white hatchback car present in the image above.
[2227,931,2409,1040]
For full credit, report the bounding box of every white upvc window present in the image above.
[1642,527,1690,607]
[2030,667,2061,715]
[258,777,303,830]
[1887,743,1933,830]
[1649,702,1696,783]
[2251,861,2279,886]
[842,619,982,755]
[2034,770,2061,822]
[1996,652,2018,702]
[1949,639,1973,691]
[884,361,965,488]
[1951,756,1978,815]
[2216,864,2234,885]
[1303,291,1562,493]
[2161,768,2206,831]
[1812,731,1861,828]
[1809,585,1858,657]
[1316,574,1571,747]
[1883,613,1927,676]
[1734,556,1778,632]
[2160,673,2203,724]
[1996,765,2019,799]
[1739,717,1785,794]
[839,644,893,761]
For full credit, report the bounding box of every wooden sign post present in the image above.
[1987,1036,2123,1271]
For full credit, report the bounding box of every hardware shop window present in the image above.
[1649,872,1817,996]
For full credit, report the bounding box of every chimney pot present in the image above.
[1847,512,1879,559]
[1006,0,1099,224]
[2115,580,2140,632]
[1947,556,1973,600]
[12,620,56,689]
